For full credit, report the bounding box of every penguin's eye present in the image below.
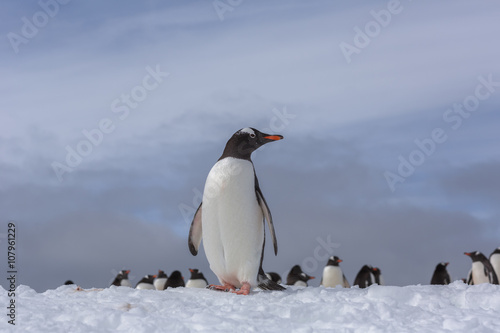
[249,133,256,138]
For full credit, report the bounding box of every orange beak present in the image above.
[263,135,283,141]
[464,252,471,256]
[309,276,315,280]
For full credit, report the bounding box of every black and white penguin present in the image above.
[371,267,384,285]
[64,280,75,285]
[430,262,451,285]
[164,270,185,289]
[320,256,350,288]
[186,268,208,288]
[265,272,282,284]
[135,274,156,290]
[464,251,499,285]
[286,265,315,286]
[111,270,132,287]
[354,265,374,288]
[489,247,500,281]
[154,270,168,290]
[188,127,285,295]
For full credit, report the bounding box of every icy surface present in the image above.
[2,281,500,332]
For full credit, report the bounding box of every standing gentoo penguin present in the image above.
[320,256,350,288]
[286,265,315,286]
[354,265,374,288]
[430,262,451,285]
[186,268,208,288]
[265,272,282,284]
[489,247,500,281]
[164,270,185,289]
[135,274,156,290]
[154,270,168,290]
[188,127,285,295]
[465,251,499,285]
[111,270,132,287]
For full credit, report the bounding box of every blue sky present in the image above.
[1,0,499,291]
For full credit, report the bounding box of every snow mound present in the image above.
[2,281,500,332]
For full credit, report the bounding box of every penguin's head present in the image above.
[220,127,283,160]
[120,270,130,278]
[170,270,184,280]
[327,256,342,266]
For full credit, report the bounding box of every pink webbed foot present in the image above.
[208,284,236,292]
[232,282,251,295]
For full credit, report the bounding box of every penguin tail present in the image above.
[257,273,286,291]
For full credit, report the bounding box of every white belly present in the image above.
[490,254,500,281]
[186,279,208,288]
[202,158,264,288]
[322,266,344,288]
[294,280,307,287]
[471,262,489,284]
[154,278,167,290]
[120,279,131,287]
[136,283,155,290]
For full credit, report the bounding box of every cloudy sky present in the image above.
[1,1,499,291]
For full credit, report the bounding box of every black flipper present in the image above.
[188,203,203,255]
[258,267,286,291]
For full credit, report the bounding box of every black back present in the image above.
[354,265,373,288]
[135,274,155,287]
[64,280,74,285]
[286,265,314,286]
[165,270,185,289]
[430,262,450,285]
[266,272,282,284]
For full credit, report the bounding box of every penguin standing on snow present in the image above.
[354,265,374,288]
[320,256,350,288]
[164,270,185,289]
[111,270,132,287]
[430,262,451,285]
[188,127,285,295]
[186,268,208,288]
[464,251,499,285]
[135,274,156,290]
[154,270,168,290]
[286,265,315,286]
[489,247,500,281]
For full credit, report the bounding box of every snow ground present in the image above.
[1,281,500,332]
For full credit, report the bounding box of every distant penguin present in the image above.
[286,265,315,286]
[154,270,168,290]
[111,270,132,287]
[430,262,451,285]
[135,274,156,290]
[320,256,350,288]
[186,268,208,288]
[354,265,374,288]
[489,247,500,281]
[371,267,384,285]
[265,272,282,284]
[188,127,285,295]
[64,280,75,285]
[464,251,499,285]
[164,270,185,289]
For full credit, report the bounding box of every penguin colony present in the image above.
[66,129,500,293]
